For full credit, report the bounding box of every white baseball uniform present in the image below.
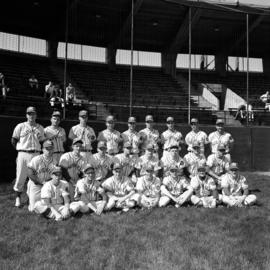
[185,130,208,154]
[161,129,183,151]
[139,128,159,151]
[184,152,206,177]
[122,129,141,155]
[113,153,139,177]
[92,153,114,181]
[206,153,230,177]
[12,122,44,192]
[137,154,161,176]
[97,129,121,155]
[160,154,186,177]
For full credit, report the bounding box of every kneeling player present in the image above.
[159,166,192,208]
[34,167,71,221]
[136,164,161,209]
[70,164,107,215]
[190,164,218,208]
[102,163,138,212]
[220,162,257,207]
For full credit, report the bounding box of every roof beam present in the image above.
[167,8,202,53]
[109,0,144,48]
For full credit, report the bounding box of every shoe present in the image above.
[122,208,129,212]
[15,197,21,207]
[175,204,180,208]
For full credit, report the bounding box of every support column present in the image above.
[106,47,117,70]
[215,53,227,77]
[161,52,177,77]
[47,40,58,60]
[263,56,270,78]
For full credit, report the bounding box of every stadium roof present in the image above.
[1,0,270,58]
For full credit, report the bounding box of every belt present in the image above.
[81,150,92,152]
[19,150,40,153]
[53,151,64,154]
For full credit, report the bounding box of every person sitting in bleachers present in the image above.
[45,81,55,99]
[260,91,270,111]
[0,72,9,100]
[29,75,39,92]
[66,83,76,105]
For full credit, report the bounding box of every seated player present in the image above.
[159,165,192,208]
[70,164,107,215]
[136,164,161,209]
[34,167,71,221]
[190,164,218,208]
[220,162,257,207]
[184,141,206,177]
[160,143,185,177]
[102,163,138,212]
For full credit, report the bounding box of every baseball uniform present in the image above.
[160,154,186,177]
[161,129,183,153]
[92,152,114,181]
[206,153,230,178]
[122,129,141,155]
[184,152,206,177]
[139,127,159,153]
[113,153,139,177]
[137,154,161,176]
[97,129,121,156]
[185,130,208,154]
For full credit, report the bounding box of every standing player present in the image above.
[11,106,44,207]
[33,167,71,221]
[68,110,96,159]
[44,111,66,164]
[97,115,122,156]
[220,163,257,207]
[70,164,107,215]
[161,116,183,158]
[185,118,208,155]
[136,164,161,209]
[102,163,138,212]
[92,141,114,182]
[159,165,192,208]
[139,115,160,156]
[27,140,57,212]
[122,116,142,156]
[208,119,234,161]
[189,164,218,208]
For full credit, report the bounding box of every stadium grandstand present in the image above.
[1,0,270,176]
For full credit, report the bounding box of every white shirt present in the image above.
[92,153,114,180]
[184,152,206,177]
[44,126,66,153]
[139,128,159,150]
[221,173,248,196]
[102,176,134,196]
[190,175,216,197]
[161,129,182,150]
[136,175,161,197]
[114,153,139,177]
[206,154,230,176]
[122,129,141,154]
[162,175,189,197]
[185,130,208,154]
[98,129,121,155]
[208,131,233,154]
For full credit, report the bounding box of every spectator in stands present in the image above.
[45,81,55,99]
[66,83,76,105]
[235,103,254,124]
[50,96,64,110]
[54,84,62,98]
[29,75,39,90]
[0,72,9,100]
[260,91,270,112]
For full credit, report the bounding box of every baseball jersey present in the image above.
[102,176,134,196]
[12,122,44,151]
[113,153,139,177]
[221,173,248,196]
[75,177,103,201]
[139,128,159,150]
[122,129,141,154]
[190,175,216,197]
[208,131,233,154]
[28,154,58,184]
[206,154,230,176]
[92,153,114,181]
[160,154,186,176]
[161,129,183,150]
[137,154,161,175]
[162,175,190,197]
[41,180,69,205]
[185,130,208,154]
[44,126,66,153]
[69,124,96,151]
[136,175,161,197]
[184,152,206,177]
[97,129,121,155]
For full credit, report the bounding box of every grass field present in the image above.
[0,172,269,270]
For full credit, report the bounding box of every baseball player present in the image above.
[161,116,183,158]
[70,164,107,215]
[159,165,192,207]
[68,110,96,159]
[102,163,138,212]
[139,115,160,156]
[208,119,234,162]
[184,141,206,177]
[121,116,142,156]
[185,118,208,155]
[97,115,122,156]
[34,166,71,221]
[11,106,44,207]
[136,164,161,209]
[27,140,58,212]
[160,143,186,177]
[136,143,161,177]
[220,163,257,207]
[189,164,218,208]
[44,111,66,164]
[92,141,114,182]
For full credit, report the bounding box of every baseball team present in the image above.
[11,106,257,221]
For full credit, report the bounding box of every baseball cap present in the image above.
[79,110,88,117]
[84,164,95,173]
[97,141,107,149]
[230,162,239,171]
[26,106,37,114]
[216,119,224,125]
[145,115,154,122]
[113,163,122,170]
[128,116,136,123]
[170,164,178,171]
[192,141,200,148]
[170,143,179,150]
[217,144,226,151]
[72,138,83,145]
[190,118,198,124]
[123,142,132,148]
[52,166,62,175]
[43,140,54,149]
[52,111,61,117]
[106,115,115,122]
[166,116,174,123]
[146,143,155,150]
[145,164,154,172]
